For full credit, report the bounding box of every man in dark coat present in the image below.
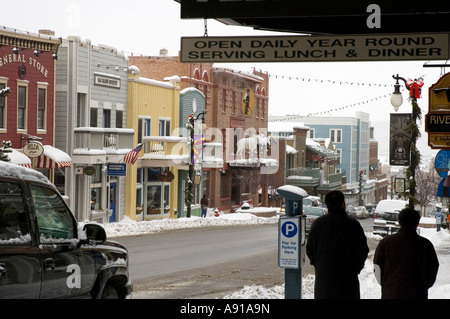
[374,208,439,299]
[306,190,369,299]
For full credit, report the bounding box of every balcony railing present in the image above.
[286,167,320,187]
[73,127,134,163]
[140,136,190,167]
[286,167,343,189]
[319,172,343,190]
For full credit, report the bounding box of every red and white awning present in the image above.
[8,149,32,168]
[34,145,72,169]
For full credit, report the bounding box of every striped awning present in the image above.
[8,149,32,168]
[34,145,72,169]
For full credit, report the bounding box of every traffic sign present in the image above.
[435,149,450,178]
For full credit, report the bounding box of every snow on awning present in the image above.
[8,149,32,168]
[35,145,72,169]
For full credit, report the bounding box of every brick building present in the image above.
[129,51,275,212]
[0,27,71,185]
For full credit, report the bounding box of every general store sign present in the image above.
[181,33,449,63]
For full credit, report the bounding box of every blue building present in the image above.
[270,111,371,190]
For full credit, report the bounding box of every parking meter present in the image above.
[277,185,308,299]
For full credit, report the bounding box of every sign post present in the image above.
[277,185,308,299]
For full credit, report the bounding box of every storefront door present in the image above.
[109,182,116,222]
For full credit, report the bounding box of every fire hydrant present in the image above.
[214,208,220,217]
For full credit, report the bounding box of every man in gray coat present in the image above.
[306,190,369,299]
[374,208,439,299]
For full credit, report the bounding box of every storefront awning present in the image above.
[8,149,32,168]
[34,145,72,169]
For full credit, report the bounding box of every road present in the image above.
[115,218,375,298]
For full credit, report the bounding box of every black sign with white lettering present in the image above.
[425,112,450,133]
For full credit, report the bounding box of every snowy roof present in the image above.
[286,145,297,154]
[268,121,309,133]
[306,139,338,158]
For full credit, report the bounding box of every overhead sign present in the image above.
[426,72,450,149]
[180,33,449,63]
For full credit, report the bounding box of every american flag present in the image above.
[122,143,143,164]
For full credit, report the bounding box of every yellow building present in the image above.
[126,66,187,220]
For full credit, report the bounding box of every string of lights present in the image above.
[268,92,405,121]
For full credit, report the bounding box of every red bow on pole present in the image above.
[406,78,424,99]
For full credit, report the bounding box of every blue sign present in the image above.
[435,150,450,178]
[281,221,298,238]
[107,163,127,176]
[279,217,300,269]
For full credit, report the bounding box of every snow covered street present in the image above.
[103,211,450,299]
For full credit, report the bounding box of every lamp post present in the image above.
[0,87,10,97]
[185,111,206,218]
[390,74,423,209]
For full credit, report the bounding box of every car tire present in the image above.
[101,284,119,299]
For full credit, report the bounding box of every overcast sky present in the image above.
[1,0,447,159]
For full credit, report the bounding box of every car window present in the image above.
[31,184,75,242]
[0,181,31,244]
[306,207,325,216]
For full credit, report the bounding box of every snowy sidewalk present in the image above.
[103,213,450,299]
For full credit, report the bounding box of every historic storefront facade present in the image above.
[0,28,72,189]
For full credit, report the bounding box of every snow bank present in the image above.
[103,211,279,238]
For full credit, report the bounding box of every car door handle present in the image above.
[43,258,55,272]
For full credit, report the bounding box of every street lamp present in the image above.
[390,74,424,209]
[185,111,206,218]
[0,87,10,97]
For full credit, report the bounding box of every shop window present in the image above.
[146,185,161,214]
[136,168,143,215]
[90,187,101,211]
[90,164,102,211]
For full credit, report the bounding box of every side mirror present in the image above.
[80,223,107,245]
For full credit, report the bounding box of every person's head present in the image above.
[398,208,421,229]
[325,190,345,211]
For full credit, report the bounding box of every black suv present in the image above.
[0,161,132,299]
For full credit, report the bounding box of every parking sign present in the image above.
[279,217,300,269]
